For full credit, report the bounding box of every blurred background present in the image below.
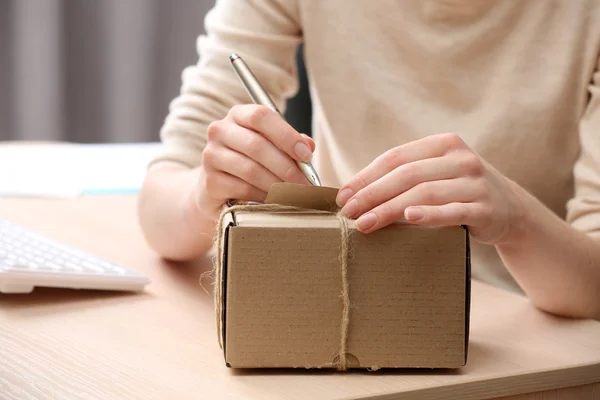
[0,0,312,144]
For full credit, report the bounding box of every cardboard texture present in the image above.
[220,183,470,370]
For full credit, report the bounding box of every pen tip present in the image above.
[229,53,240,62]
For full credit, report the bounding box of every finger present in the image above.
[301,134,316,152]
[354,177,482,233]
[204,170,267,203]
[229,104,313,163]
[204,144,281,193]
[404,202,487,227]
[337,133,467,206]
[218,123,310,185]
[341,156,466,218]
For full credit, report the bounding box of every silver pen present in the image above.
[229,53,322,186]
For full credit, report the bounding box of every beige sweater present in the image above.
[154,0,600,294]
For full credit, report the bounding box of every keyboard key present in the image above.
[65,262,83,271]
[46,262,61,270]
[3,259,18,267]
[82,261,104,272]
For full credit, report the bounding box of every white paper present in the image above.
[0,142,163,198]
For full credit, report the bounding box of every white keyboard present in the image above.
[0,217,150,294]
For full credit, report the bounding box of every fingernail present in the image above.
[405,207,424,222]
[294,142,312,162]
[336,188,353,207]
[341,199,358,218]
[356,213,377,232]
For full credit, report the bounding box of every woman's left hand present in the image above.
[336,133,527,245]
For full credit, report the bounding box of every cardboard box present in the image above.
[217,183,470,370]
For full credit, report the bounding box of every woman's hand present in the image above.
[198,104,314,212]
[336,133,527,245]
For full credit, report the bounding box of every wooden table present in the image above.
[1,195,600,400]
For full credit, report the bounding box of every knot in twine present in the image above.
[203,203,353,371]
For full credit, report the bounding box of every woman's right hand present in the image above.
[197,104,315,212]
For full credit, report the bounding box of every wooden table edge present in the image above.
[358,362,600,400]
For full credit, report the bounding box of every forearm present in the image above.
[137,163,219,261]
[497,184,600,320]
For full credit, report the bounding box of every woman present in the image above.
[138,0,600,320]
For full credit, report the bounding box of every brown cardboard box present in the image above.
[217,183,470,370]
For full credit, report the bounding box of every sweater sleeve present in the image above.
[566,54,600,239]
[151,0,302,168]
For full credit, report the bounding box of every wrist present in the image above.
[497,179,534,250]
[183,167,223,225]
